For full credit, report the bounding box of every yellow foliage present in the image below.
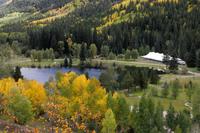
[0,78,16,96]
[0,78,47,114]
[18,80,47,112]
[72,75,89,95]
[57,72,77,90]
[0,72,108,131]
[55,72,108,122]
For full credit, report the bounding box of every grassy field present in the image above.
[6,57,80,67]
[122,74,200,111]
[121,87,189,111]
[92,58,166,69]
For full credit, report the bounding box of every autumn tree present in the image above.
[18,80,47,115]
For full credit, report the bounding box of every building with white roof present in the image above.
[142,52,186,65]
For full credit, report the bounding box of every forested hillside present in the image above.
[0,0,200,67]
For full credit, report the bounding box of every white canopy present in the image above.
[142,52,186,65]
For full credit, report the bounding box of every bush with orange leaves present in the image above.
[44,72,108,131]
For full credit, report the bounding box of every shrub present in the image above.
[108,52,116,60]
[161,82,169,98]
[131,49,139,60]
[117,54,124,59]
[150,87,158,97]
[8,88,33,125]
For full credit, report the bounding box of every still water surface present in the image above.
[21,67,102,83]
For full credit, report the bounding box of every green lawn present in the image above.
[6,57,80,68]
[92,58,166,69]
[119,83,190,111]
[188,67,200,73]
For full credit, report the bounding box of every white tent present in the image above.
[142,52,186,65]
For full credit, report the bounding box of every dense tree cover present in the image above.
[0,0,72,14]
[1,0,197,66]
[0,72,199,132]
[0,78,47,123]
[30,48,55,62]
[1,1,200,68]
[99,66,161,92]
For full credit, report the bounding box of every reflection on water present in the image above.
[21,67,102,83]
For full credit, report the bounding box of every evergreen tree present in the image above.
[196,49,200,70]
[99,68,118,92]
[192,88,200,124]
[154,102,164,132]
[169,56,178,71]
[125,49,131,59]
[177,111,191,133]
[166,104,177,131]
[64,57,68,67]
[12,66,23,82]
[89,43,97,58]
[131,49,139,60]
[171,79,180,99]
[114,96,129,132]
[163,54,170,68]
[121,72,134,92]
[186,80,193,102]
[135,97,155,133]
[69,57,72,67]
[185,45,196,67]
[101,109,117,133]
[101,45,109,57]
[80,43,86,65]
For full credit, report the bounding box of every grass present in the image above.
[121,74,200,111]
[6,57,80,68]
[120,85,189,111]
[92,58,166,69]
[188,67,200,73]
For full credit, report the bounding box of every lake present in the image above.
[21,67,103,83]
